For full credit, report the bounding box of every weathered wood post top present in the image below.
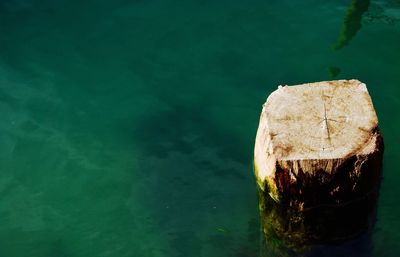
[254,79,383,207]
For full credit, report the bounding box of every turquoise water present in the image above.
[0,0,399,256]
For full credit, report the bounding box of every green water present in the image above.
[0,0,399,256]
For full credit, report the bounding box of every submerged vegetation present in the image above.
[333,0,371,50]
[327,66,341,78]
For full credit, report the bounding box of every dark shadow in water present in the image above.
[132,101,257,256]
[304,234,373,257]
[259,194,377,257]
[327,66,341,79]
[133,102,252,164]
[332,0,371,50]
[258,176,382,257]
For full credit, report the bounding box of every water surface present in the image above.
[0,0,400,256]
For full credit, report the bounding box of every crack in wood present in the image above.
[319,90,343,152]
[323,103,331,141]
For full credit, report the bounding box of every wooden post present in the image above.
[254,80,383,249]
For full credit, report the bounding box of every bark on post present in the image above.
[254,80,383,250]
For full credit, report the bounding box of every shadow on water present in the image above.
[259,199,376,257]
[258,177,382,257]
[261,235,374,257]
[133,102,252,164]
[132,100,257,256]
[332,0,371,50]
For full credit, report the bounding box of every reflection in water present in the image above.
[258,187,379,256]
[333,0,371,50]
